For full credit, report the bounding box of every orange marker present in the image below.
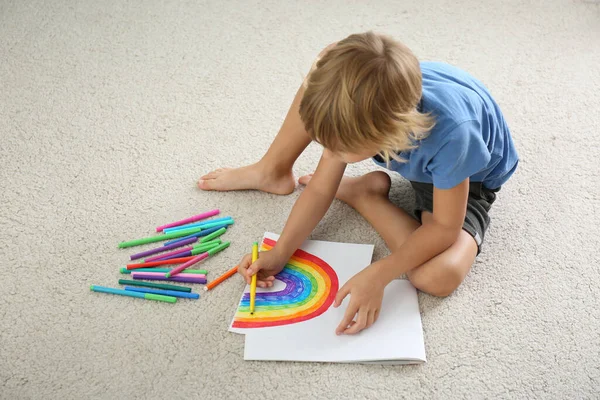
[126,256,195,270]
[204,265,239,291]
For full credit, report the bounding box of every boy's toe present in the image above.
[197,179,213,190]
[201,172,216,180]
[298,174,314,185]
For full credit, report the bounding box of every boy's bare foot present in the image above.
[298,171,391,207]
[198,163,296,195]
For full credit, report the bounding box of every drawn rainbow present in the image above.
[231,237,339,328]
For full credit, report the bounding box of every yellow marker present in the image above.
[250,242,259,314]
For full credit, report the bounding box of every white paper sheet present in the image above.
[229,232,425,364]
[229,232,375,334]
[244,279,426,364]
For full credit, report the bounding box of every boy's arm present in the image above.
[275,41,343,257]
[374,179,470,284]
[273,150,346,261]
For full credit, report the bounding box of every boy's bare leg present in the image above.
[299,171,478,297]
[403,211,477,296]
[299,171,422,247]
[198,85,311,194]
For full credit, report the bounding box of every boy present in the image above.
[198,32,518,335]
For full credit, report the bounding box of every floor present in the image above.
[1,0,599,398]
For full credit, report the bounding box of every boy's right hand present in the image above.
[237,248,287,288]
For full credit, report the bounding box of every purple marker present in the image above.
[129,237,198,261]
[152,250,194,261]
[131,272,207,284]
[144,246,195,263]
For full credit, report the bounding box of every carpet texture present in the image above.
[1,0,599,398]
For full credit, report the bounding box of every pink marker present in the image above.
[165,253,209,278]
[156,209,220,232]
[131,272,206,279]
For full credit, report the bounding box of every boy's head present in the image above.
[299,32,434,163]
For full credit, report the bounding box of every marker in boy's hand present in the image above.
[238,250,285,288]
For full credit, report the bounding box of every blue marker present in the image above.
[90,285,177,303]
[124,286,199,299]
[164,224,229,246]
[162,217,233,234]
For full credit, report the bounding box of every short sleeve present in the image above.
[427,120,491,189]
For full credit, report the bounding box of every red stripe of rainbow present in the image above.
[232,237,339,328]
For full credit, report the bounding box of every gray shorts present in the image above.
[410,181,499,254]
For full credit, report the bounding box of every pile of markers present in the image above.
[90,209,233,303]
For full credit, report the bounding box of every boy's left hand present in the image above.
[334,264,386,335]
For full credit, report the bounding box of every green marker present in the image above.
[186,241,230,259]
[192,240,222,253]
[90,285,177,303]
[166,242,230,277]
[118,227,204,249]
[200,227,227,244]
[207,241,230,256]
[195,238,221,246]
[120,267,207,275]
[117,279,192,292]
[190,243,220,256]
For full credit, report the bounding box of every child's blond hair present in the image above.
[299,32,435,162]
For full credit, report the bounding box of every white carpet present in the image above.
[1,0,599,398]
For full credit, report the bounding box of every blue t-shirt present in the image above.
[373,62,518,190]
